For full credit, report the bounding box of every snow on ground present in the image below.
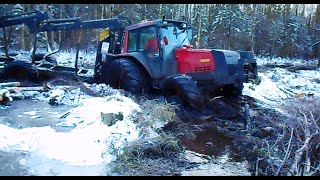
[243,72,289,113]
[243,72,288,103]
[256,56,319,67]
[54,50,96,68]
[53,50,96,77]
[243,57,320,113]
[265,68,320,97]
[0,86,163,175]
[181,151,250,176]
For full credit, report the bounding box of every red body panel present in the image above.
[174,48,215,74]
[123,30,128,53]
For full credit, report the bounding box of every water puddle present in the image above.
[0,98,74,132]
[179,125,237,157]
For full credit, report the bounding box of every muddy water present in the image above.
[0,98,74,132]
[0,99,106,176]
[179,125,237,158]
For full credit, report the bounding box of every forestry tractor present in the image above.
[0,10,258,108]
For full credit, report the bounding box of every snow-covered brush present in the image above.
[107,135,187,176]
[254,97,320,176]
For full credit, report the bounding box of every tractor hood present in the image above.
[174,47,244,85]
[174,47,215,74]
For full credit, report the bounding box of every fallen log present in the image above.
[3,86,45,93]
[0,84,47,103]
[6,87,21,93]
[0,82,21,88]
[0,89,10,97]
[0,89,13,102]
[9,92,25,100]
[288,65,319,72]
[17,86,45,92]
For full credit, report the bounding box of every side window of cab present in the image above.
[127,26,159,58]
[128,30,138,52]
[140,26,159,58]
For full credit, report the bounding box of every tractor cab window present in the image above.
[128,30,138,52]
[160,24,190,59]
[127,26,159,58]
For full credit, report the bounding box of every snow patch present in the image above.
[243,73,288,106]
[244,58,320,113]
[0,93,142,167]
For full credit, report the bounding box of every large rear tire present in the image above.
[2,61,40,84]
[162,74,204,109]
[105,58,147,94]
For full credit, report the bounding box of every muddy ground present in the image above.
[1,63,319,176]
[0,90,279,176]
[163,95,279,175]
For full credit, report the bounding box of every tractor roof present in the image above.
[126,19,188,30]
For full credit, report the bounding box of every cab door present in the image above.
[126,26,163,78]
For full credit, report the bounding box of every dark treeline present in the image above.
[1,4,319,59]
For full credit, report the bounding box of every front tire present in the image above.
[162,74,204,109]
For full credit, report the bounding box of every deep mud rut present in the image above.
[163,94,286,175]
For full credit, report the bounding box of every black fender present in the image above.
[116,52,153,78]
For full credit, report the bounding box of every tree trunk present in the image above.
[196,8,202,48]
[59,5,63,50]
[207,4,215,46]
[251,4,257,52]
[44,4,51,52]
[295,4,299,17]
[2,27,9,58]
[301,4,305,17]
[21,27,25,50]
[159,4,162,17]
[184,4,188,20]
[144,4,147,20]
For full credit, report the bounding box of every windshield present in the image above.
[161,26,190,46]
[161,25,190,59]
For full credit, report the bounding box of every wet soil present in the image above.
[163,95,285,175]
[179,124,235,157]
